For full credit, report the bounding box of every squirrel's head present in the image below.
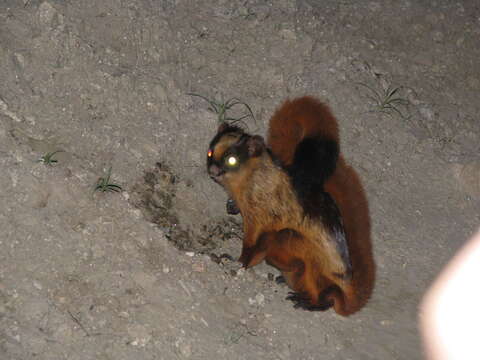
[207,123,266,187]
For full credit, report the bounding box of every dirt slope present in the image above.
[0,1,479,359]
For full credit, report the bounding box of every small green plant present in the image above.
[240,7,256,20]
[188,93,255,126]
[94,167,122,193]
[356,82,410,119]
[38,150,63,165]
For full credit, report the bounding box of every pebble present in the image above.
[38,2,57,26]
[255,293,265,306]
[179,342,192,357]
[452,163,480,197]
[248,293,265,306]
[127,324,151,347]
[236,268,245,277]
[33,280,43,290]
[192,262,205,272]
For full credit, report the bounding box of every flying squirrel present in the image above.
[206,96,375,316]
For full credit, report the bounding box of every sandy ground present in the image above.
[1,1,479,359]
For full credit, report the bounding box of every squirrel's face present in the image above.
[207,124,265,186]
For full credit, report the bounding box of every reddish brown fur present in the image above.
[324,156,375,315]
[209,132,352,304]
[252,230,352,312]
[267,96,375,315]
[219,151,350,281]
[268,96,340,165]
[208,96,374,316]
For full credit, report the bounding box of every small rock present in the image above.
[38,2,57,26]
[175,337,192,358]
[33,280,43,290]
[127,324,151,347]
[248,293,265,306]
[236,268,245,277]
[255,293,265,306]
[192,262,205,272]
[200,317,209,327]
[280,29,297,41]
[179,342,192,357]
[91,244,105,258]
[468,77,479,89]
[185,252,195,257]
[132,209,143,219]
[432,31,444,42]
[14,53,26,68]
[452,163,480,197]
[419,106,435,121]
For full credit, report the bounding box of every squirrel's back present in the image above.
[267,96,375,315]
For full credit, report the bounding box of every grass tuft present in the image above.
[38,150,64,165]
[356,82,411,119]
[94,167,123,193]
[188,93,255,127]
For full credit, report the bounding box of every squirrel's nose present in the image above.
[208,164,224,178]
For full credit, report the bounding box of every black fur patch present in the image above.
[284,135,351,276]
[305,191,352,276]
[286,291,333,311]
[208,124,244,150]
[287,136,338,195]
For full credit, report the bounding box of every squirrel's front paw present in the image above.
[226,198,240,215]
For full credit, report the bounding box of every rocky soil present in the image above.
[0,1,479,359]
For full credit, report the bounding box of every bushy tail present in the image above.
[267,96,340,172]
[318,283,359,316]
[268,96,342,203]
[325,157,376,315]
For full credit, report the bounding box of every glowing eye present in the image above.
[207,149,213,158]
[227,156,238,166]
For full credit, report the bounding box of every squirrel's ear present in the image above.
[247,135,265,157]
[217,122,229,134]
